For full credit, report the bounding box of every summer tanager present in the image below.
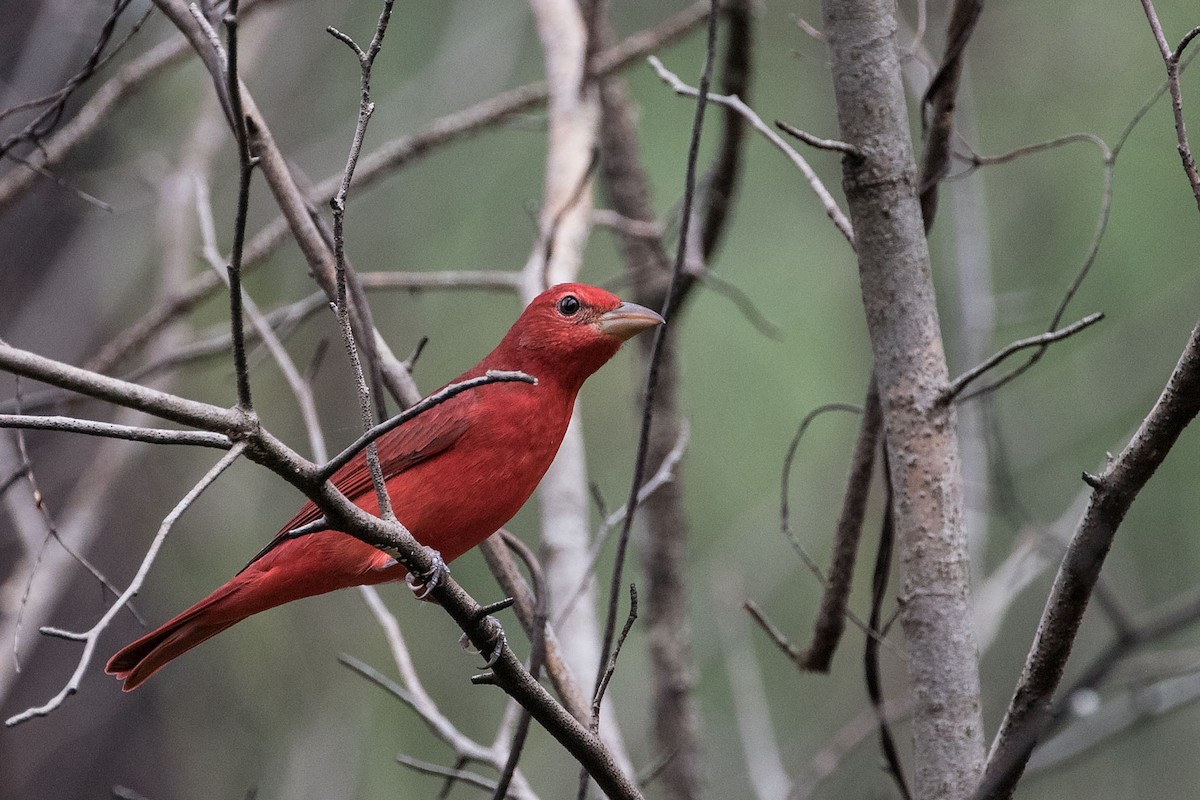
[106,283,663,690]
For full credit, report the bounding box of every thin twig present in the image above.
[796,380,881,672]
[978,322,1200,799]
[649,55,854,246]
[327,0,398,520]
[864,458,912,800]
[780,403,863,581]
[0,415,232,449]
[196,176,327,461]
[775,120,862,158]
[0,0,141,161]
[592,584,638,724]
[1141,1,1200,211]
[595,0,720,721]
[5,444,247,726]
[553,422,689,629]
[579,585,638,800]
[941,312,1104,403]
[489,532,548,800]
[395,754,513,798]
[479,532,592,726]
[916,0,985,228]
[221,0,256,411]
[79,4,713,377]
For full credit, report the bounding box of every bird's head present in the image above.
[496,283,664,388]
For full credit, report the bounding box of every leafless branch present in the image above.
[941,312,1104,403]
[394,754,524,799]
[218,0,257,412]
[916,0,985,228]
[491,531,548,800]
[579,584,638,800]
[794,383,881,673]
[775,120,862,158]
[0,337,245,432]
[0,0,144,161]
[978,322,1200,799]
[865,464,912,800]
[649,55,854,246]
[196,177,327,461]
[349,589,538,800]
[1140,1,1200,211]
[553,421,688,629]
[821,2,987,794]
[591,584,637,726]
[326,0,400,520]
[0,415,232,449]
[479,534,593,726]
[81,4,714,379]
[5,443,248,726]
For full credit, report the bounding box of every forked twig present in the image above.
[5,444,247,726]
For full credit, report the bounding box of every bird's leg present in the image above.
[460,596,514,667]
[404,547,449,600]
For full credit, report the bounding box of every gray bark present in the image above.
[818,2,987,797]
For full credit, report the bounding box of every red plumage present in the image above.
[106,284,662,691]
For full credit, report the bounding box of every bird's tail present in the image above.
[105,582,245,692]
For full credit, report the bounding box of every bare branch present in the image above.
[916,0,985,228]
[794,383,881,673]
[649,55,854,246]
[1141,1,1200,211]
[0,0,144,161]
[395,754,521,799]
[0,337,240,432]
[775,119,862,158]
[196,177,327,461]
[552,421,688,630]
[979,322,1200,799]
[479,534,592,725]
[219,0,257,412]
[327,0,399,519]
[5,443,248,726]
[820,1,986,795]
[941,312,1104,403]
[82,5,714,377]
[0,415,232,449]
[865,468,912,800]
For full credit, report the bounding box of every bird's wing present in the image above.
[240,408,471,572]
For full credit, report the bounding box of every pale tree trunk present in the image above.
[818,2,987,798]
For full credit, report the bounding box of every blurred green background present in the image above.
[2,1,1200,798]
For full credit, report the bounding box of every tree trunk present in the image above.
[818,2,986,797]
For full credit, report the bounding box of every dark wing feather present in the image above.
[240,410,470,572]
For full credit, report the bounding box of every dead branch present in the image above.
[978,321,1200,799]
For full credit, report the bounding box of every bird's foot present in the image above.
[460,598,514,668]
[460,621,507,669]
[405,548,448,600]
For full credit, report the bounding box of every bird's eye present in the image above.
[557,295,581,317]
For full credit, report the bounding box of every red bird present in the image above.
[106,284,663,691]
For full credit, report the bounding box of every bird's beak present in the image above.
[594,301,665,341]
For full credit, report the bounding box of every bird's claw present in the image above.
[459,617,507,668]
[405,548,448,600]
